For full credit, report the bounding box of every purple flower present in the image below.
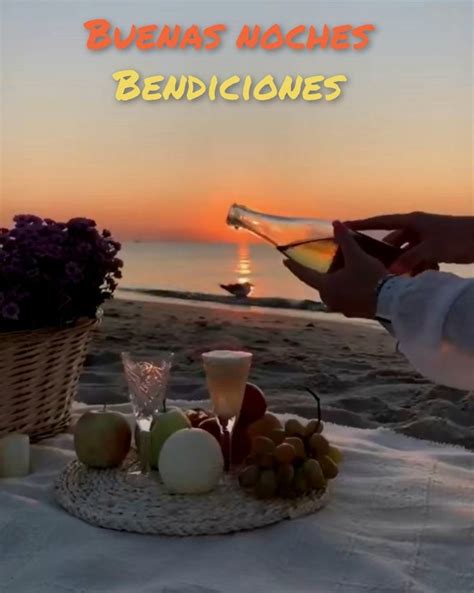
[13,214,43,226]
[9,288,29,302]
[76,242,92,257]
[0,213,122,329]
[4,262,22,277]
[67,217,96,231]
[65,261,83,282]
[2,302,20,321]
[110,258,123,272]
[109,240,121,251]
[43,244,63,259]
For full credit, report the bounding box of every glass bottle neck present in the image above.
[226,204,331,247]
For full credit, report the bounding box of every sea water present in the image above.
[118,240,473,303]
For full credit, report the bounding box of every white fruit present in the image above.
[158,428,224,494]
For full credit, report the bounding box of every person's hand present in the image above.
[283,221,387,319]
[346,212,474,274]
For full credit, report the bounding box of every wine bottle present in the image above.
[226,204,401,273]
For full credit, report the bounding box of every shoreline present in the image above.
[117,288,383,328]
[118,286,326,312]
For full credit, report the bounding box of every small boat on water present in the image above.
[219,281,254,298]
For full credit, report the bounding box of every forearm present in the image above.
[376,271,474,390]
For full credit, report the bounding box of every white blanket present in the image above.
[0,403,473,593]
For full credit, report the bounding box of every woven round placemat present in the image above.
[55,451,329,536]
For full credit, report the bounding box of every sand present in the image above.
[78,298,474,450]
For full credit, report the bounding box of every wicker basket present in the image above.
[0,317,99,442]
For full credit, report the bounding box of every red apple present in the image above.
[237,383,267,425]
[231,383,267,465]
[186,408,211,428]
[199,417,222,447]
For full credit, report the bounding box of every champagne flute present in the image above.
[121,351,174,476]
[202,350,252,471]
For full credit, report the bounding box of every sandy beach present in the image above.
[78,298,473,450]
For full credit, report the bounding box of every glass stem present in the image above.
[220,418,230,472]
[139,430,150,474]
[137,418,151,474]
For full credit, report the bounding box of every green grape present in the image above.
[303,435,313,457]
[284,437,306,460]
[251,436,275,456]
[255,469,278,499]
[305,419,319,437]
[276,463,295,488]
[259,453,275,469]
[294,467,310,496]
[285,419,306,437]
[269,428,287,446]
[274,443,296,465]
[328,445,343,464]
[239,465,260,488]
[303,459,326,490]
[319,455,339,479]
[309,433,330,457]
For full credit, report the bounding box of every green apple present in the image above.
[149,407,191,469]
[74,410,132,469]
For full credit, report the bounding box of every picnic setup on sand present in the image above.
[0,215,473,593]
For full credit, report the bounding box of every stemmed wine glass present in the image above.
[122,351,174,477]
[202,350,252,471]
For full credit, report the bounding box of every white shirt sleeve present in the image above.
[376,271,474,390]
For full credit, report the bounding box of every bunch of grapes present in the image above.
[238,418,342,500]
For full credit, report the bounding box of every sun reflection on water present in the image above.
[235,241,252,285]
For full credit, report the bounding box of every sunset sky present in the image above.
[1,1,472,242]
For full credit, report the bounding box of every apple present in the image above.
[231,382,267,465]
[74,409,131,469]
[159,428,224,494]
[237,383,267,424]
[198,417,222,446]
[186,408,211,428]
[149,407,191,469]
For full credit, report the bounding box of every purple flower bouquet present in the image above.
[0,215,123,331]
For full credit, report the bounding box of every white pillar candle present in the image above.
[0,433,30,478]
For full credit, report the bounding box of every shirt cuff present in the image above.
[375,275,410,322]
